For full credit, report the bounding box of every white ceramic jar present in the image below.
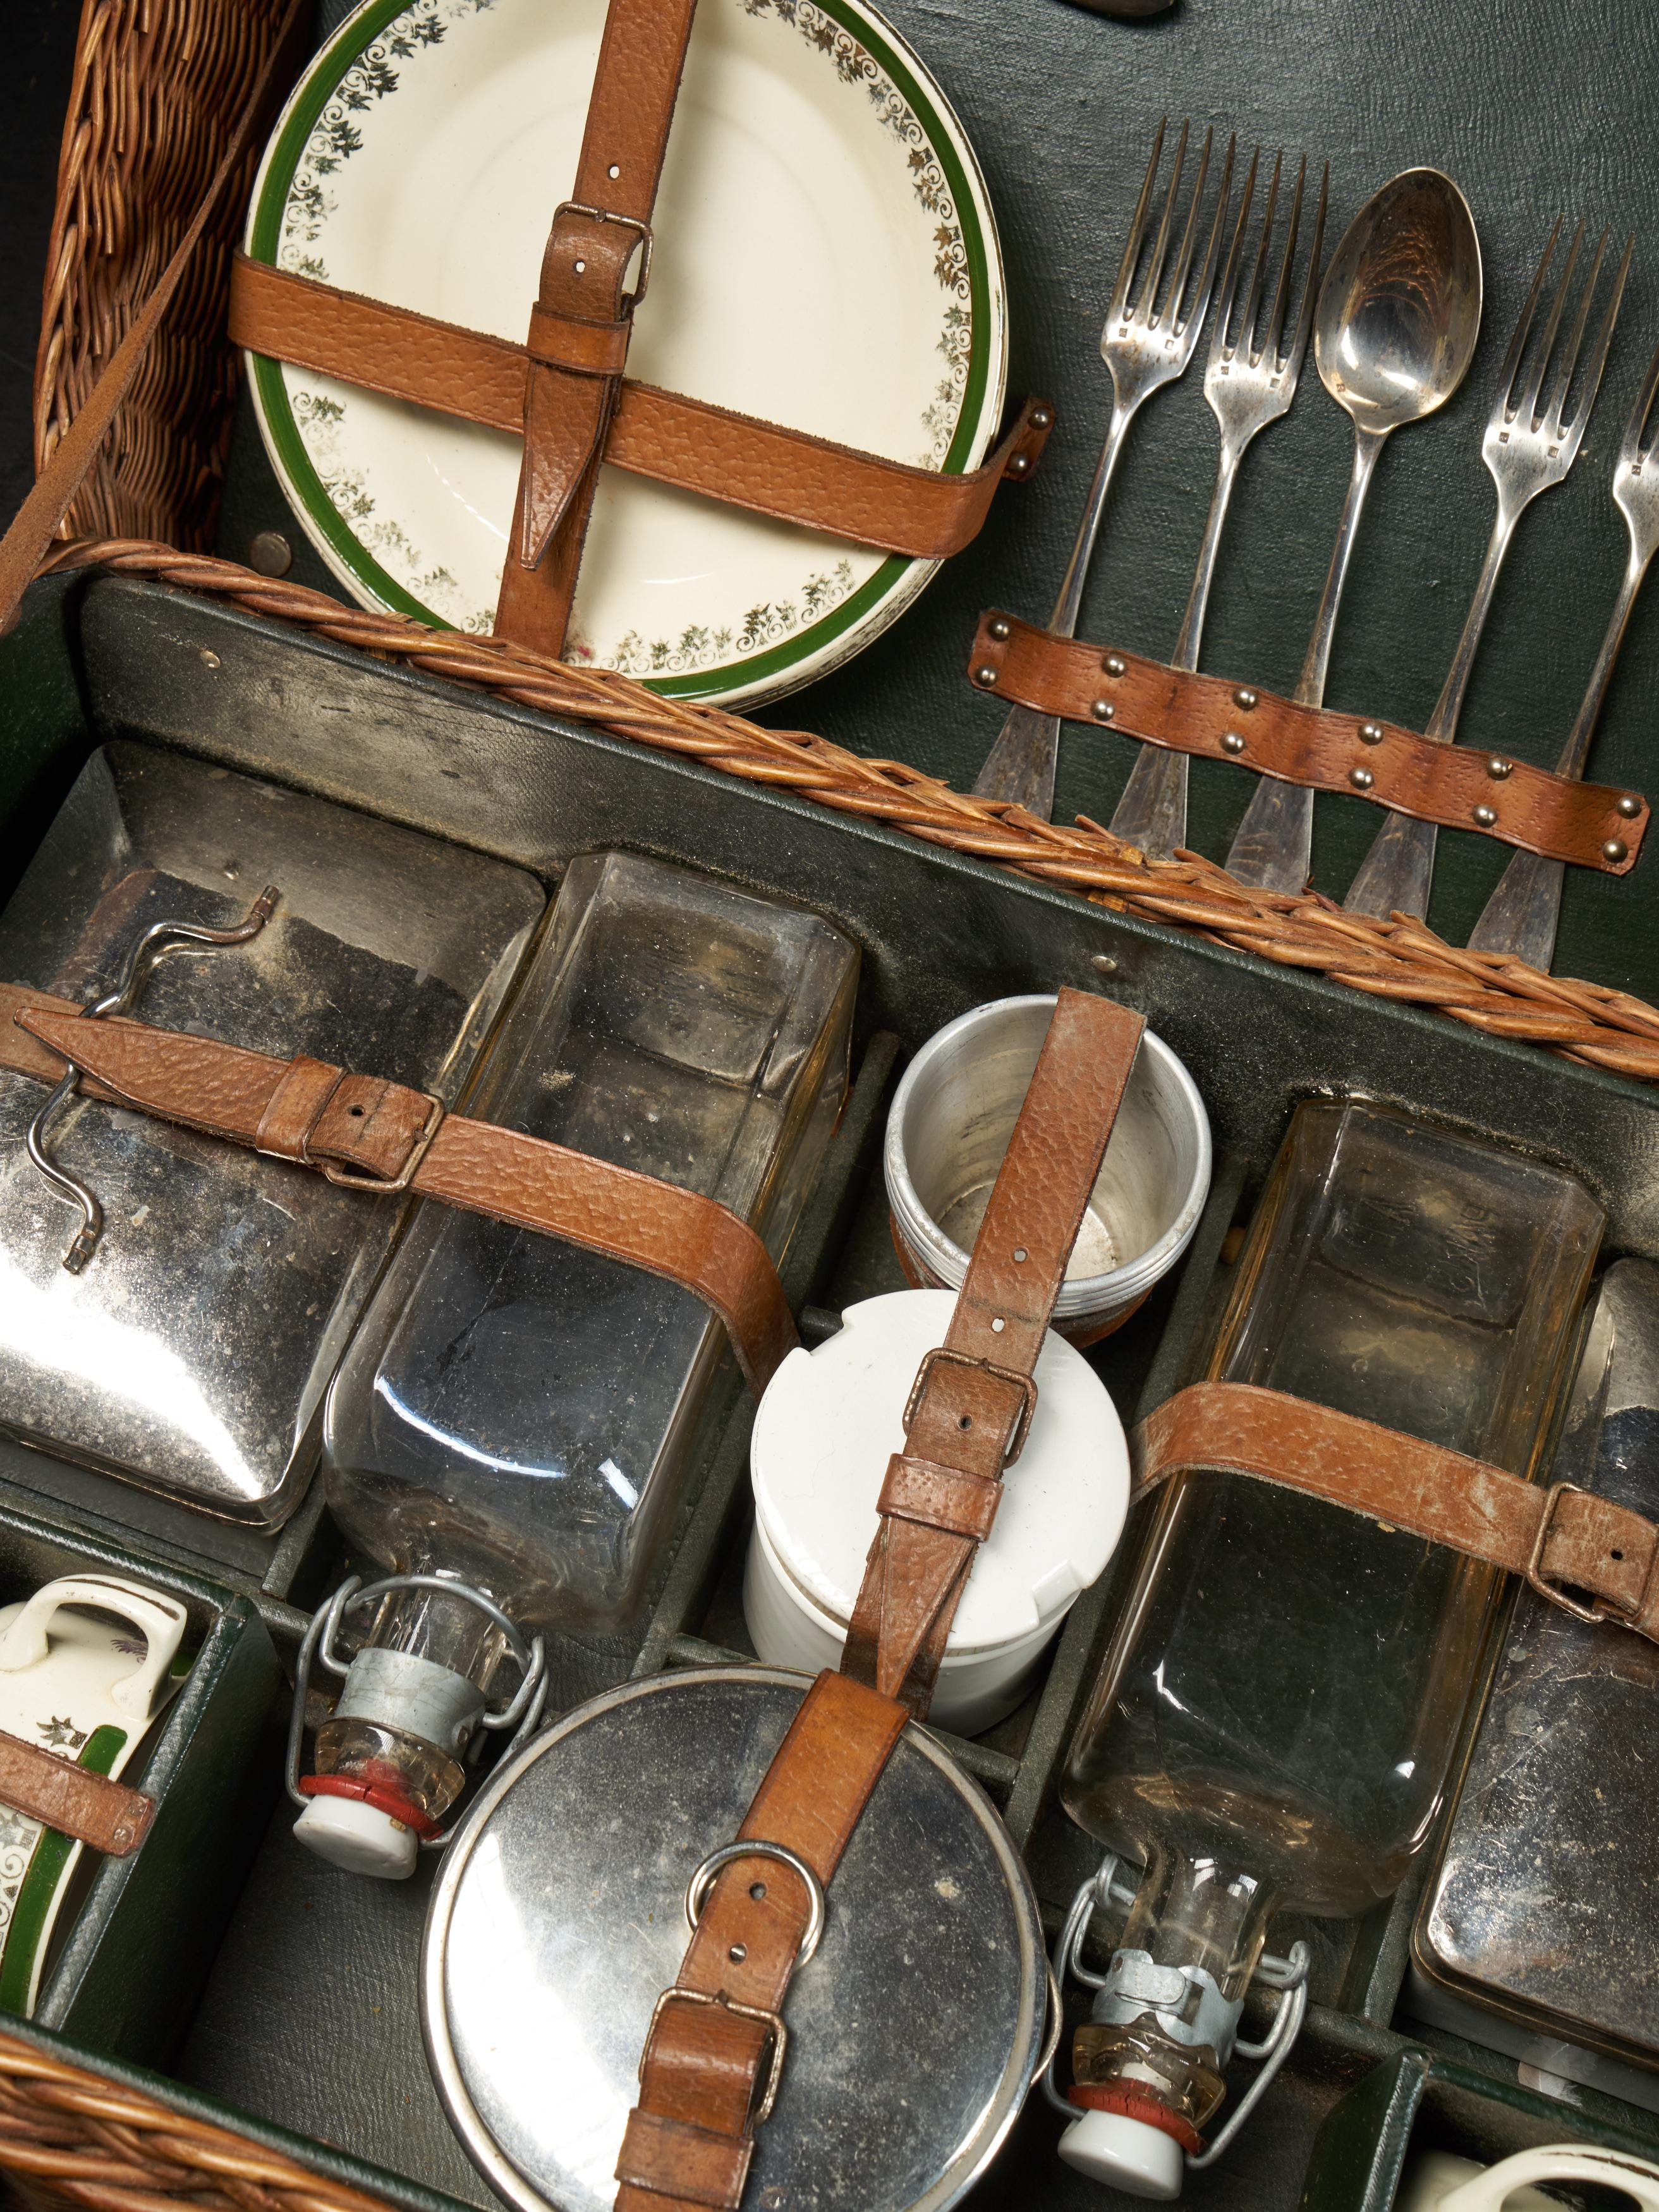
[744,1289,1129,1734]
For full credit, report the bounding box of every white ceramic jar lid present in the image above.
[751,1289,1129,1655]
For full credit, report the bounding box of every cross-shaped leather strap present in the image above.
[494,0,701,656]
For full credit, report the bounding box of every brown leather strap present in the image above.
[617,1668,908,2212]
[969,613,1648,875]
[1133,1380,1659,1642]
[843,988,1146,1712]
[228,257,1054,562]
[494,0,702,657]
[0,0,309,640]
[3,988,795,1396]
[0,1730,154,1857]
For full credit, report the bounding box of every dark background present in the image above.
[0,0,78,525]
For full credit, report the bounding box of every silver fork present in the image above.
[971,119,1234,818]
[1466,337,1659,969]
[1108,150,1327,858]
[1342,220,1632,920]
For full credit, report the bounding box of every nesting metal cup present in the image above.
[885,995,1212,1342]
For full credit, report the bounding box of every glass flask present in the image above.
[1055,1100,1603,2196]
[301,853,857,1872]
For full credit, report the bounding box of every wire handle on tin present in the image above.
[26,885,279,1272]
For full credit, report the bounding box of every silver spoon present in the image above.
[1222,169,1483,892]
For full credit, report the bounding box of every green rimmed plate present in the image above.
[243,0,1007,705]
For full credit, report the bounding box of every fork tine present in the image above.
[1542,225,1610,437]
[1493,218,1560,418]
[1236,151,1282,362]
[1151,125,1215,333]
[1255,154,1296,365]
[1554,230,1632,449]
[1623,332,1659,468]
[1180,131,1235,336]
[1133,118,1189,326]
[1206,147,1260,371]
[1281,162,1329,377]
[1514,219,1583,431]
[1108,119,1167,323]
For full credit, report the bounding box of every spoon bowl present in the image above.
[1315,167,1483,434]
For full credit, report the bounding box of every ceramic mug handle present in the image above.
[1439,2146,1659,2211]
[0,1576,187,1721]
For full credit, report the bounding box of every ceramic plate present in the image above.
[244,0,1007,704]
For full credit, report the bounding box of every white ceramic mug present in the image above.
[0,1574,188,2015]
[1399,2144,1659,2211]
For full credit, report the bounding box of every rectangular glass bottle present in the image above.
[322,850,858,1686]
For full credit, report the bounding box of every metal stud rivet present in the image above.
[1359,722,1384,746]
[1092,700,1115,722]
[1233,687,1258,712]
[1486,758,1514,781]
[200,650,221,671]
[1103,653,1127,678]
[988,617,1011,641]
[1221,731,1246,755]
[1031,408,1052,429]
[1618,794,1642,818]
[1091,954,1118,975]
[1349,766,1375,791]
[1604,837,1630,864]
[1473,803,1498,828]
[248,530,292,578]
[975,665,999,687]
[1008,453,1031,476]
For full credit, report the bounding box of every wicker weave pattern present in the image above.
[0,2033,395,2212]
[33,0,290,549]
[39,536,1659,1086]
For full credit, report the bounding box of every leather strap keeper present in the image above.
[526,303,633,377]
[0,1730,154,1857]
[228,257,1053,563]
[969,612,1648,876]
[1131,1380,1659,1645]
[1,986,796,1397]
[877,1452,1002,1542]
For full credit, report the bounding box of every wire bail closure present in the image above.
[285,1571,549,1852]
[1039,1853,1311,2172]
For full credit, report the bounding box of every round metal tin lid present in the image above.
[423,1666,1045,2212]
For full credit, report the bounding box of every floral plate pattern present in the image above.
[245,0,1007,703]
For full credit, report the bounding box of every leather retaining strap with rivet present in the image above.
[228,258,1055,562]
[616,987,1148,2212]
[969,612,1648,875]
[0,1731,154,1858]
[0,985,795,1397]
[1132,1380,1659,1643]
[494,0,702,657]
[842,986,1147,1712]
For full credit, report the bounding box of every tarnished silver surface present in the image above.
[0,744,542,1525]
[1416,1258,1659,2067]
[423,1667,1045,2212]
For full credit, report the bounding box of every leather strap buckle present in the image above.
[300,1079,445,1193]
[1524,1480,1643,1625]
[640,1987,789,2127]
[902,1346,1038,1466]
[552,199,655,301]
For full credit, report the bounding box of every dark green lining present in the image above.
[245,0,1001,698]
[0,1723,126,2017]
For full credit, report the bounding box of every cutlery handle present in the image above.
[1222,427,1383,892]
[1050,397,1137,640]
[1466,537,1654,969]
[1108,437,1243,858]
[1345,506,1517,921]
[973,395,1138,817]
[972,703,1064,815]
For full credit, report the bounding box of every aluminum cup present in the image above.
[885,995,1212,1339]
